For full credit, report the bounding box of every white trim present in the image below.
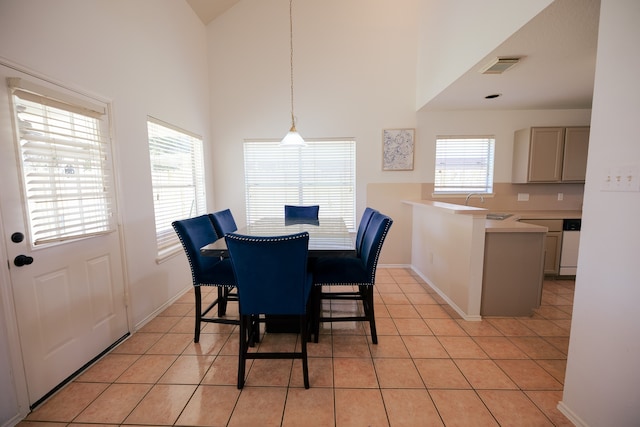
[557,401,588,427]
[132,284,191,332]
[410,265,482,322]
[0,207,30,421]
[0,56,111,105]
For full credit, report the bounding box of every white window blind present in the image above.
[434,136,495,193]
[148,118,206,256]
[9,78,116,246]
[244,140,356,230]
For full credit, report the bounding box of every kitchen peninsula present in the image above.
[404,200,553,319]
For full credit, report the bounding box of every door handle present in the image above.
[14,255,34,267]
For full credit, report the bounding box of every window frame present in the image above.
[147,117,206,260]
[433,135,496,195]
[8,77,117,247]
[243,139,356,230]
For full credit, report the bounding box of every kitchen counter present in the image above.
[484,210,581,233]
[403,200,581,233]
[403,200,582,319]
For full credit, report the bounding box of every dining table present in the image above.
[200,216,356,333]
[200,217,355,258]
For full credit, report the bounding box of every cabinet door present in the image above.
[562,127,590,182]
[519,219,563,275]
[528,127,565,182]
[544,231,562,275]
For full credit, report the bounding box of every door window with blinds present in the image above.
[244,140,356,230]
[434,136,495,194]
[8,78,116,246]
[147,118,205,258]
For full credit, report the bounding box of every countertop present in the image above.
[485,210,582,233]
[403,200,581,233]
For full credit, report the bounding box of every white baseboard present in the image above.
[409,265,482,322]
[132,284,191,332]
[557,401,588,427]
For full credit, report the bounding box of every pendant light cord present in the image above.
[289,0,296,128]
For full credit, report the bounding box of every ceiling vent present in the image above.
[479,57,521,74]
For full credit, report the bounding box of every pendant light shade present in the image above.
[281,124,305,146]
[280,0,305,147]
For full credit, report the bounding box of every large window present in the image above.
[147,117,206,257]
[9,78,116,246]
[244,140,356,230]
[434,136,495,194]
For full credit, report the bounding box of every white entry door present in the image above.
[0,64,129,407]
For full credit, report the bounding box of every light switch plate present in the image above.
[601,164,640,192]
[517,193,529,201]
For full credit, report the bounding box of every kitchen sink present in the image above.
[486,213,513,220]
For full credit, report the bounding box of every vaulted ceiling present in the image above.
[186,0,240,24]
[187,0,599,111]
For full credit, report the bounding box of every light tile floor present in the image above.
[18,267,574,426]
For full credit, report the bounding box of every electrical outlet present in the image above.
[558,192,564,201]
[517,193,529,201]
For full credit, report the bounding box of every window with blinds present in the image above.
[147,118,205,257]
[244,140,356,230]
[8,78,116,246]
[434,136,495,194]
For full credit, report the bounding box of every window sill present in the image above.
[156,244,183,264]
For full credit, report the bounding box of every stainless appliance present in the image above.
[560,219,581,275]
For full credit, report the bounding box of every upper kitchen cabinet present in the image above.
[561,127,590,181]
[512,126,590,183]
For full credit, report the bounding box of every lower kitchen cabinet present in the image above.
[519,218,563,275]
[481,231,545,316]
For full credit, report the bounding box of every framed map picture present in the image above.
[382,128,414,171]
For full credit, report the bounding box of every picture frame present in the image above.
[382,128,415,171]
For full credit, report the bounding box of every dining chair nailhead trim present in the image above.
[175,232,200,286]
[226,233,309,243]
[314,218,392,287]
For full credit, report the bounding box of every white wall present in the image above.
[0,0,210,327]
[408,201,486,319]
[207,0,420,227]
[0,0,210,420]
[559,0,640,424]
[416,0,553,110]
[206,0,591,228]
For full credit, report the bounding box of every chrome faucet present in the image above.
[465,193,485,206]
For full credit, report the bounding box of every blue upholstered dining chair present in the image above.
[225,231,313,389]
[310,211,393,344]
[284,204,320,220]
[210,208,238,237]
[355,207,378,257]
[172,215,239,343]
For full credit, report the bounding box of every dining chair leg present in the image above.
[237,315,248,389]
[362,286,377,344]
[299,314,310,389]
[194,286,202,343]
[217,287,227,317]
[248,315,260,347]
[310,286,322,343]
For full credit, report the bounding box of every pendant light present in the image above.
[280,0,306,146]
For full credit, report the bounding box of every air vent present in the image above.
[479,57,521,74]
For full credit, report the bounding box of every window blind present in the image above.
[434,136,495,193]
[244,140,356,230]
[148,118,206,255]
[9,79,116,245]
